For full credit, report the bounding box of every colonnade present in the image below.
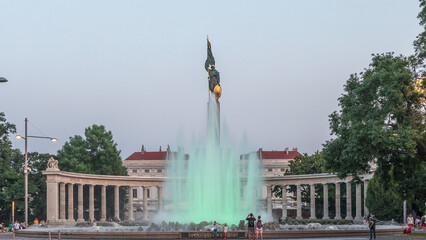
[265,179,370,220]
[44,165,164,224]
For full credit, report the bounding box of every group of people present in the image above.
[246,213,263,240]
[210,213,263,240]
[407,213,426,233]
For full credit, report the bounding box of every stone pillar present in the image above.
[281,185,287,219]
[46,180,59,223]
[323,183,329,219]
[89,185,94,221]
[67,183,75,222]
[296,184,302,219]
[128,187,134,221]
[77,184,84,222]
[309,184,316,219]
[158,186,163,211]
[364,180,369,216]
[114,186,120,221]
[100,185,107,222]
[266,185,272,216]
[355,183,362,220]
[143,186,148,221]
[345,182,353,220]
[59,182,66,222]
[335,182,342,220]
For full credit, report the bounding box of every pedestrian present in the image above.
[407,213,414,233]
[212,221,221,239]
[415,216,421,229]
[368,215,376,240]
[421,213,426,232]
[0,222,3,233]
[255,215,263,240]
[246,213,256,240]
[8,222,13,232]
[391,219,395,225]
[223,223,229,239]
[34,218,39,226]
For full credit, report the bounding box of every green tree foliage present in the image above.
[366,175,404,221]
[323,53,425,203]
[0,112,22,223]
[57,124,126,176]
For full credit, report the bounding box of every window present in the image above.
[268,168,272,172]
[144,169,149,173]
[132,169,137,173]
[132,189,137,198]
[147,189,150,198]
[158,169,162,173]
[281,168,285,172]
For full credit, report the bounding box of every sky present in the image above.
[0,0,422,159]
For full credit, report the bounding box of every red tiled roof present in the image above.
[260,150,301,160]
[125,151,167,160]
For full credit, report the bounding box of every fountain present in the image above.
[164,95,262,224]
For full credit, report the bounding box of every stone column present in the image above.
[114,186,120,221]
[364,180,369,216]
[143,186,149,221]
[296,184,302,219]
[355,183,362,220]
[89,185,94,221]
[128,187,134,221]
[67,183,75,222]
[309,184,316,219]
[281,185,287,219]
[335,182,342,220]
[158,186,163,211]
[100,185,107,222]
[266,185,272,216]
[77,184,84,222]
[46,180,59,223]
[59,182,66,222]
[323,183,329,219]
[345,182,353,220]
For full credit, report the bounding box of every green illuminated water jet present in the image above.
[164,95,262,224]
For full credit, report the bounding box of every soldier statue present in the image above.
[205,36,222,99]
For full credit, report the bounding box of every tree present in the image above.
[323,52,425,201]
[56,124,127,219]
[0,112,23,222]
[57,124,126,176]
[366,175,404,221]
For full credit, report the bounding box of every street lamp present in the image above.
[15,118,57,227]
[0,77,8,83]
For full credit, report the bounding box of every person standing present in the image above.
[368,215,376,240]
[407,213,414,233]
[246,213,256,240]
[255,216,263,240]
[212,221,221,240]
[223,223,229,239]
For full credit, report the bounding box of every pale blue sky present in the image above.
[0,0,422,158]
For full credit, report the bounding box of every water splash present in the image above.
[164,95,262,224]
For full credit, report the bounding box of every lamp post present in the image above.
[16,118,57,227]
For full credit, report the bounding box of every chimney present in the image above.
[159,146,162,152]
[285,147,289,155]
[292,147,298,151]
[141,145,145,153]
[167,145,171,152]
[258,148,263,152]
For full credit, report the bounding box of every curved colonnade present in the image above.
[44,167,372,224]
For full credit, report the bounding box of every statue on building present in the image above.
[47,157,59,171]
[205,36,222,99]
